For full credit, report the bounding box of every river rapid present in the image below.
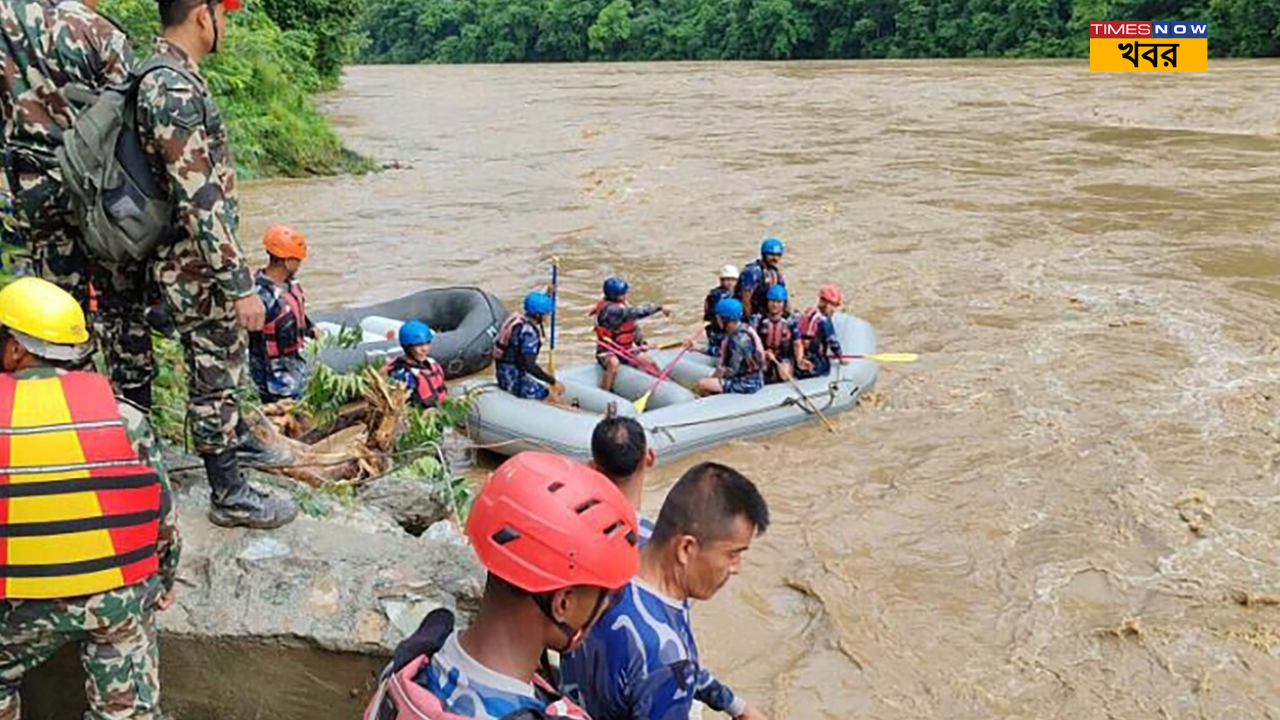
[242,59,1280,718]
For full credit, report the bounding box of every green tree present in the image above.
[589,0,635,59]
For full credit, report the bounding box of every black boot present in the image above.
[203,449,298,530]
[121,384,153,414]
[234,418,294,467]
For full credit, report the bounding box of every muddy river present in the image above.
[238,59,1280,718]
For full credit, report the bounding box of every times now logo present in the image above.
[1089,21,1209,38]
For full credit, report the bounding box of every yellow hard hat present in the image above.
[0,277,91,360]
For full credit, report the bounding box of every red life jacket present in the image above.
[798,307,825,356]
[719,324,765,376]
[364,609,592,720]
[492,312,534,362]
[0,371,161,600]
[756,314,794,354]
[384,357,448,409]
[590,299,640,351]
[261,276,308,359]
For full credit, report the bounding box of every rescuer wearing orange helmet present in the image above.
[249,224,317,404]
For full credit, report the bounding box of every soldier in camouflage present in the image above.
[0,0,158,411]
[135,0,296,528]
[0,278,180,720]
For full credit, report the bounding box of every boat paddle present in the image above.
[634,328,702,413]
[548,257,559,377]
[836,353,919,363]
[595,336,664,377]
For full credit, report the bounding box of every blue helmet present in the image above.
[761,237,785,256]
[523,291,554,317]
[399,320,434,347]
[714,298,744,322]
[602,276,629,300]
[766,284,788,302]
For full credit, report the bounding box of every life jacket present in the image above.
[739,261,785,314]
[719,324,765,377]
[385,357,448,409]
[590,299,639,351]
[492,312,538,363]
[259,273,308,359]
[798,308,827,357]
[365,609,592,720]
[0,371,161,600]
[756,313,794,354]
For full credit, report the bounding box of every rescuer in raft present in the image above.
[695,298,764,396]
[363,451,639,720]
[752,284,800,384]
[590,276,670,392]
[249,224,317,403]
[0,278,180,719]
[795,284,847,379]
[736,237,786,317]
[702,264,738,357]
[493,291,566,404]
[385,320,449,410]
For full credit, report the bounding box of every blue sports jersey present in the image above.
[416,630,546,719]
[561,579,744,720]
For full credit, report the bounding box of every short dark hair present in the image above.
[159,0,209,28]
[591,416,647,481]
[650,462,769,546]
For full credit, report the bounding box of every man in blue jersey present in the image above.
[590,416,656,545]
[561,462,771,720]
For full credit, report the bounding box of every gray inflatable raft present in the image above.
[457,312,878,464]
[312,287,506,379]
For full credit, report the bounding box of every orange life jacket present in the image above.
[798,308,824,355]
[260,275,308,359]
[756,314,795,354]
[590,299,640,351]
[492,312,535,362]
[0,372,161,600]
[385,357,448,409]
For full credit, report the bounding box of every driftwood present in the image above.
[251,368,409,488]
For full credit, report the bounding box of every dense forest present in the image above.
[102,0,367,177]
[360,0,1280,63]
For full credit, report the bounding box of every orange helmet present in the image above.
[263,224,307,261]
[818,284,843,306]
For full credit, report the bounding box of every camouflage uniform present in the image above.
[0,367,181,720]
[135,38,254,455]
[0,0,155,399]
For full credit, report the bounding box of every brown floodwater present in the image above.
[240,59,1280,718]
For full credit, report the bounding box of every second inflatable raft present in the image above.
[457,312,878,463]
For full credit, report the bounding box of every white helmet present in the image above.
[719,264,739,279]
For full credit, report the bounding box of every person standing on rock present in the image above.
[365,452,639,720]
[0,278,180,720]
[135,0,296,528]
[560,462,771,720]
[590,416,656,545]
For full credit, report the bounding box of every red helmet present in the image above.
[818,284,843,306]
[466,452,639,594]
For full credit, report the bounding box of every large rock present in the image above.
[24,464,484,720]
[161,470,484,654]
[359,476,453,536]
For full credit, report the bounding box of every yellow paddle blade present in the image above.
[634,391,652,413]
[548,352,557,376]
[864,353,918,363]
